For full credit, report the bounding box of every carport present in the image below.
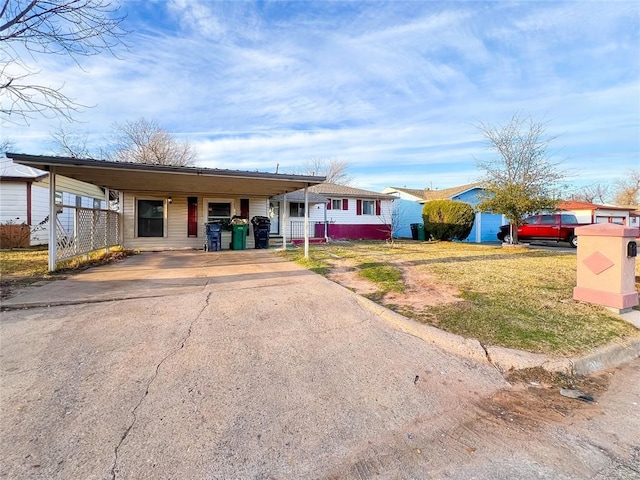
[7,154,325,270]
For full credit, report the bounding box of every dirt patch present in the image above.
[477,367,613,430]
[326,257,379,296]
[384,261,461,308]
[326,257,462,308]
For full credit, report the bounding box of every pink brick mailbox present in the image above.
[573,223,639,312]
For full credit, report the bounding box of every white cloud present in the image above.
[1,1,637,193]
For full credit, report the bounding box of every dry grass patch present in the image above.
[1,247,134,300]
[281,241,639,356]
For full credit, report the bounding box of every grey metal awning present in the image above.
[7,154,325,197]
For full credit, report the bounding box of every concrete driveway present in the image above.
[1,251,638,479]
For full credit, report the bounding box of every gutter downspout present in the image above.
[48,168,57,272]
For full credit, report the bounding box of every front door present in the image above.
[269,201,279,234]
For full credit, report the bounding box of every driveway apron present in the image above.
[2,250,510,479]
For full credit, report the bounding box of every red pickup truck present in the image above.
[497,214,588,248]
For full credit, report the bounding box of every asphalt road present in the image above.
[1,251,637,479]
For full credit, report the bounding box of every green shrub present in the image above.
[422,200,475,241]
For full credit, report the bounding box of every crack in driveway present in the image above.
[108,291,212,480]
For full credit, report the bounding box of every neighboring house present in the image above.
[383,183,504,243]
[0,157,107,246]
[557,201,634,226]
[271,183,396,241]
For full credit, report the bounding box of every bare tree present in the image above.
[475,113,565,244]
[50,126,95,158]
[302,158,353,185]
[0,0,127,125]
[570,182,611,204]
[110,118,197,166]
[0,137,14,156]
[613,169,640,206]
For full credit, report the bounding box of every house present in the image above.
[557,200,635,226]
[270,183,396,242]
[382,183,504,243]
[0,157,107,246]
[7,153,325,270]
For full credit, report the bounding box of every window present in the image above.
[137,199,164,237]
[540,215,556,225]
[332,199,342,210]
[560,214,578,224]
[207,202,231,228]
[362,200,375,215]
[289,202,305,217]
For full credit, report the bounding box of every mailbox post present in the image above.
[573,223,639,313]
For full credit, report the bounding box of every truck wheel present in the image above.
[503,234,512,244]
[569,235,578,248]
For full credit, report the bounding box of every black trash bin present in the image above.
[251,216,271,249]
[205,222,222,251]
[410,223,421,240]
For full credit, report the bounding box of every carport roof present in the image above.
[7,153,325,197]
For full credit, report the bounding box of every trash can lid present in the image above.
[251,216,271,225]
[231,215,249,225]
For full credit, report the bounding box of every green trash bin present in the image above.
[231,223,248,250]
[417,224,427,241]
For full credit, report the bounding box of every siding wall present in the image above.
[281,197,394,240]
[30,185,50,245]
[0,182,27,222]
[0,182,51,245]
[122,193,269,250]
[288,198,393,224]
[37,175,105,200]
[391,198,424,238]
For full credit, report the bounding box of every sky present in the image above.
[2,0,639,194]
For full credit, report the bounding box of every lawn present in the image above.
[0,247,133,299]
[281,241,640,356]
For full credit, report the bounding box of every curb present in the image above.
[354,294,640,377]
[353,295,488,364]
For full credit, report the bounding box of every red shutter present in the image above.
[356,199,362,215]
[327,200,332,210]
[343,198,348,211]
[376,199,381,215]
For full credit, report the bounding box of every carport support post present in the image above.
[281,193,287,251]
[48,167,57,272]
[304,186,309,259]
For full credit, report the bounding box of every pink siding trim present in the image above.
[328,223,391,240]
